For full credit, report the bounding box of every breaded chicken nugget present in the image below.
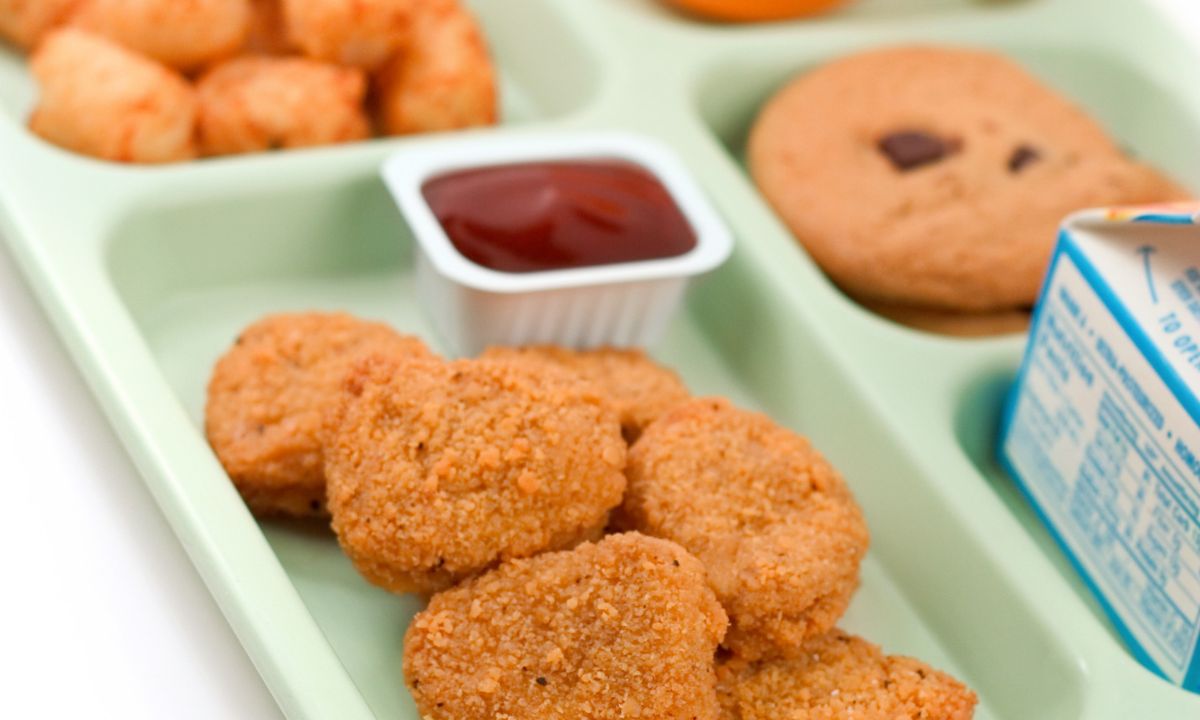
[282,0,413,69]
[374,0,497,136]
[404,532,729,720]
[717,628,977,720]
[325,354,627,594]
[0,0,79,50]
[29,29,197,163]
[205,312,431,518]
[622,397,869,660]
[70,0,249,71]
[196,56,370,156]
[482,345,690,443]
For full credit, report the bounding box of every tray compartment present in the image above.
[955,364,1124,641]
[100,169,1129,718]
[0,0,603,160]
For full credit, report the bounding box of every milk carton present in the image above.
[1000,203,1200,691]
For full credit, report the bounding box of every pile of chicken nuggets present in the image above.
[1,0,496,163]
[205,311,979,719]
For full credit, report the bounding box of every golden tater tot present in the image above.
[0,0,79,50]
[70,0,249,71]
[375,0,497,136]
[245,0,291,55]
[29,29,198,163]
[282,0,413,69]
[196,56,370,156]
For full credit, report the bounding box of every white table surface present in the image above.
[0,2,1196,718]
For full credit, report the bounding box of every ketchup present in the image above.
[422,160,697,273]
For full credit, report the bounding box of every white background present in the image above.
[0,2,1197,717]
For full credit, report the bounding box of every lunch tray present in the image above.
[2,0,1198,717]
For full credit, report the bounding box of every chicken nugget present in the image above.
[205,312,431,518]
[374,0,497,136]
[0,0,79,50]
[622,397,869,659]
[70,0,249,71]
[196,56,370,156]
[325,354,627,594]
[282,0,413,70]
[404,532,729,720]
[717,628,977,720]
[482,345,690,443]
[28,29,198,163]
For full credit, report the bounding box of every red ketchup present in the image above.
[422,160,697,273]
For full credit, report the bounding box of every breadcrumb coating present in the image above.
[622,397,869,659]
[404,532,729,720]
[717,628,977,719]
[205,312,431,518]
[481,345,690,443]
[325,355,627,594]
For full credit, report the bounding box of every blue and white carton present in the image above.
[1000,202,1200,692]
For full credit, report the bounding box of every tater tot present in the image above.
[0,0,79,50]
[244,0,291,55]
[29,29,198,163]
[70,0,249,71]
[375,0,497,136]
[282,0,413,69]
[196,56,371,156]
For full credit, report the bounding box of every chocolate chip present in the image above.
[536,677,548,686]
[878,131,958,171]
[1008,144,1041,173]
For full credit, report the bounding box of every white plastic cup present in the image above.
[381,131,734,356]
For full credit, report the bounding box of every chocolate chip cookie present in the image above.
[749,45,1188,315]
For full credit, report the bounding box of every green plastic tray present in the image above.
[2,0,1199,717]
